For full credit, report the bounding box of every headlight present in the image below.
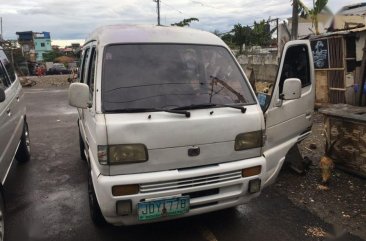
[235,131,263,151]
[98,144,148,165]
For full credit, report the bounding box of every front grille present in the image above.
[140,170,242,194]
[184,188,219,199]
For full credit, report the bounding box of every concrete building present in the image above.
[331,2,366,31]
[16,31,36,62]
[16,31,52,62]
[34,32,52,62]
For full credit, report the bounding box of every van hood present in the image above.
[104,105,264,175]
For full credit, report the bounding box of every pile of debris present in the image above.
[19,75,71,88]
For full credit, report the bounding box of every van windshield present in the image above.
[102,44,256,112]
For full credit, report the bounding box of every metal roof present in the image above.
[338,3,366,16]
[310,26,366,39]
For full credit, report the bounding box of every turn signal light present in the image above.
[112,184,139,196]
[242,166,262,177]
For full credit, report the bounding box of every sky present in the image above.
[0,0,358,47]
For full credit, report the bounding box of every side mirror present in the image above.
[281,78,301,100]
[0,88,5,103]
[68,83,90,109]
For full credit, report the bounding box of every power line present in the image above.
[160,1,183,15]
[191,1,219,9]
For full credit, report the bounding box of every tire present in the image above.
[88,172,106,226]
[0,192,5,241]
[79,130,87,161]
[16,120,31,163]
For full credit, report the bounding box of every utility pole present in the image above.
[153,0,161,26]
[0,17,3,41]
[291,0,298,40]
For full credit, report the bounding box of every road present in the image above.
[3,88,363,241]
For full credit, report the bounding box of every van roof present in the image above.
[85,24,226,48]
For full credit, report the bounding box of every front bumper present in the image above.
[91,156,267,226]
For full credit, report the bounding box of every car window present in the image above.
[0,50,16,83]
[80,48,90,83]
[87,47,96,101]
[102,44,256,112]
[0,62,10,90]
[279,45,310,93]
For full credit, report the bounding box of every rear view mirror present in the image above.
[0,88,5,103]
[68,83,90,108]
[281,78,301,100]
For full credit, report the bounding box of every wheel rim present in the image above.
[0,207,4,241]
[25,125,31,154]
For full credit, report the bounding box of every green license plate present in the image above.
[137,196,190,221]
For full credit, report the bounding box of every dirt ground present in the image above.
[21,76,366,240]
[254,80,366,239]
[275,113,366,240]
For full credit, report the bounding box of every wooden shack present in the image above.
[310,27,366,107]
[319,104,366,178]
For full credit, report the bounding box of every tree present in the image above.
[232,24,252,54]
[221,33,236,49]
[42,50,62,62]
[212,29,221,36]
[171,18,199,27]
[252,20,272,46]
[291,0,329,36]
[309,0,330,35]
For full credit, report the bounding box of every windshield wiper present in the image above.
[173,103,246,113]
[209,76,246,103]
[106,108,191,117]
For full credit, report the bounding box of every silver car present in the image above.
[0,46,30,240]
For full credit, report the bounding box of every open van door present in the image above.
[261,40,315,187]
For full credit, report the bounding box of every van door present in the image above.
[262,40,315,186]
[0,60,16,184]
[0,50,25,156]
[78,43,97,163]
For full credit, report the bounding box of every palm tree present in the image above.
[291,0,329,37]
[309,0,330,35]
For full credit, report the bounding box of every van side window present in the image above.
[87,47,96,98]
[0,62,10,90]
[0,51,15,83]
[279,45,310,93]
[80,48,90,83]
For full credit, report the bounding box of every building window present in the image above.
[41,43,45,47]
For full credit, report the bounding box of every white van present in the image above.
[0,46,30,237]
[69,25,314,226]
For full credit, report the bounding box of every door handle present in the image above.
[16,96,20,102]
[305,112,312,119]
[6,108,11,116]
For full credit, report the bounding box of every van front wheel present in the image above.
[79,130,87,161]
[16,120,31,162]
[88,173,106,226]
